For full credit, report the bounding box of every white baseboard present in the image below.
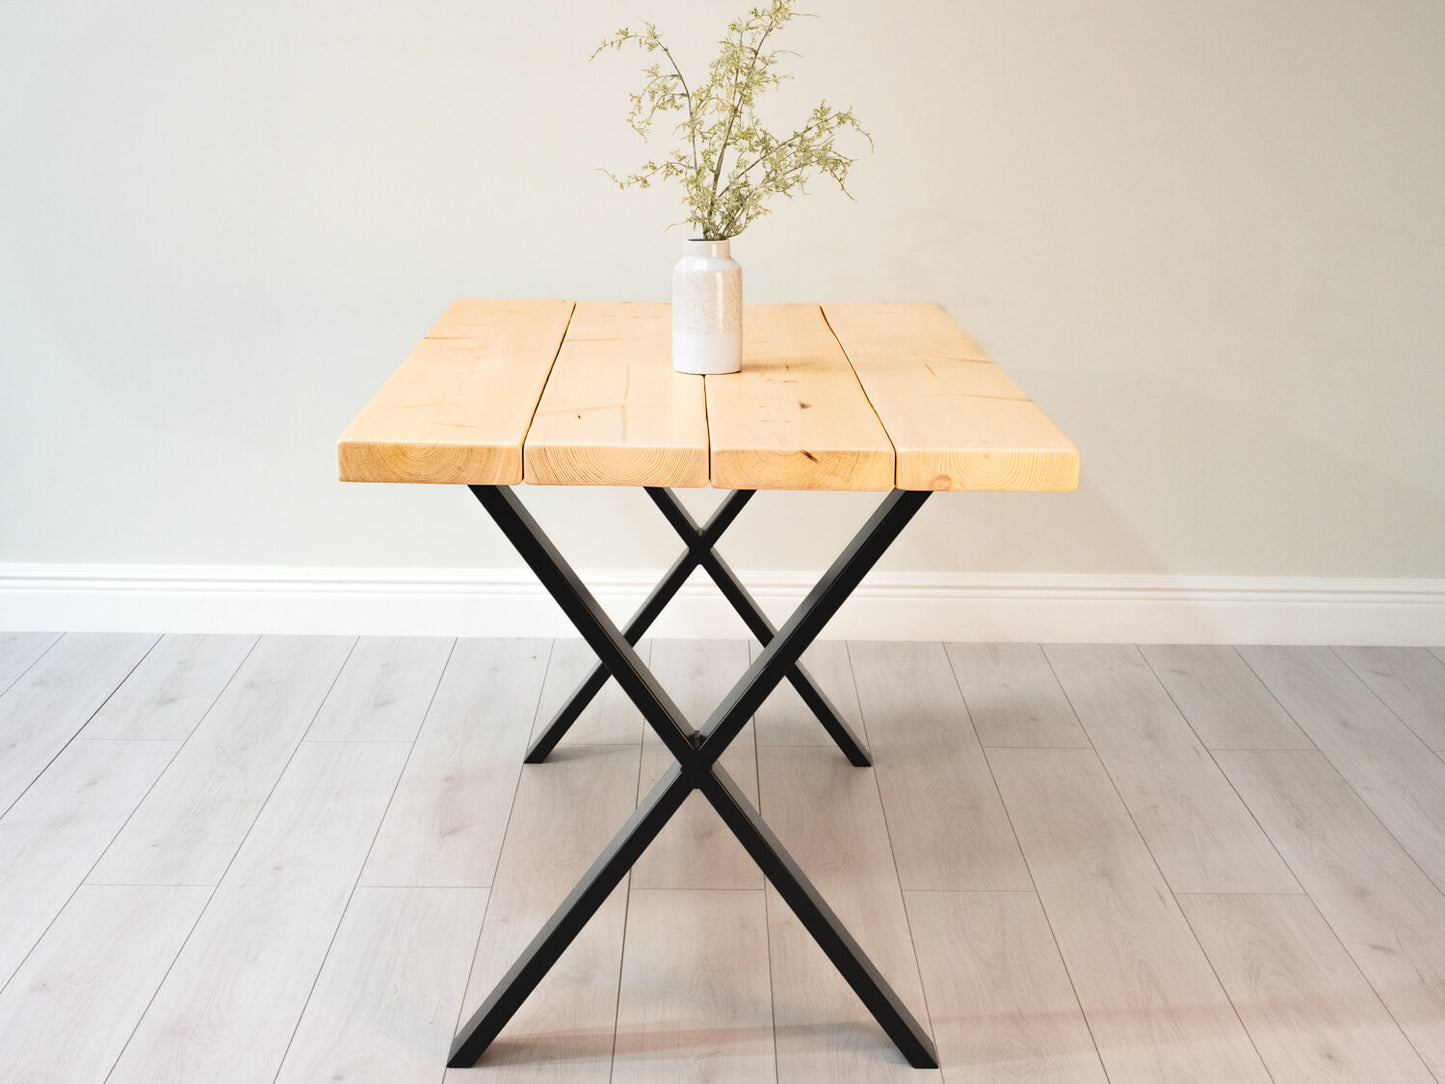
[1,563,1442,645]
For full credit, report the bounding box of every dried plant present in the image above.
[592,2,872,240]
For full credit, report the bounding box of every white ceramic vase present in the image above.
[672,238,742,374]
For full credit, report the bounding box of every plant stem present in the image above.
[709,20,775,230]
[658,44,698,173]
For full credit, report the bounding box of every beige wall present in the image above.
[3,0,1443,578]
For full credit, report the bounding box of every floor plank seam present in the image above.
[0,632,61,700]
[965,647,1109,1079]
[1034,642,1279,1076]
[267,739,421,1084]
[607,733,647,1082]
[0,633,161,822]
[1225,644,1319,749]
[97,884,218,1084]
[0,731,192,1001]
[270,632,456,1084]
[101,636,358,1081]
[445,638,557,1054]
[845,640,946,1057]
[1329,645,1445,768]
[1234,648,1445,899]
[170,633,262,744]
[758,878,783,1084]
[1137,648,1306,895]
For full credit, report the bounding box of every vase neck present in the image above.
[683,238,731,259]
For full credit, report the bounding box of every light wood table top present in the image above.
[338,299,1078,491]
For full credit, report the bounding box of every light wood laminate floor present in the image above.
[1,633,1443,1082]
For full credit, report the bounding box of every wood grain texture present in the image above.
[451,743,640,1081]
[635,639,760,890]
[363,638,549,887]
[276,886,488,1084]
[338,298,574,484]
[848,641,1032,891]
[1241,646,1445,892]
[1216,749,1445,1077]
[83,633,255,740]
[530,638,649,748]
[988,747,1270,1082]
[1045,644,1298,894]
[1140,645,1312,749]
[0,739,179,986]
[524,301,709,487]
[612,889,775,1084]
[0,885,211,1084]
[0,631,59,696]
[1177,892,1434,1083]
[751,640,868,749]
[0,632,156,814]
[905,891,1106,1083]
[307,635,454,742]
[945,642,1090,748]
[706,304,894,491]
[1334,645,1445,752]
[109,741,409,1084]
[90,635,355,886]
[822,303,1079,492]
[758,746,939,1082]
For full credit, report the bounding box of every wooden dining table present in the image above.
[338,299,1078,1070]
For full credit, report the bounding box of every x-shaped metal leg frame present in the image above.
[449,484,938,1070]
[525,487,871,766]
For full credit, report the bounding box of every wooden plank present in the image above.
[83,633,256,740]
[944,642,1090,748]
[338,299,574,484]
[751,640,868,749]
[988,747,1270,1082]
[1178,892,1434,1083]
[758,746,939,1081]
[0,885,211,1083]
[362,638,550,887]
[90,635,355,886]
[1241,646,1445,892]
[276,886,488,1084]
[905,891,1106,1083]
[635,639,760,890]
[524,301,709,487]
[109,741,409,1084]
[450,743,639,1080]
[706,304,894,491]
[822,303,1079,492]
[0,631,59,695]
[0,632,156,814]
[307,635,454,742]
[1140,645,1313,749]
[1044,644,1298,894]
[1216,749,1445,1077]
[1334,645,1445,752]
[0,739,179,985]
[530,638,649,748]
[612,889,775,1083]
[848,641,1031,891]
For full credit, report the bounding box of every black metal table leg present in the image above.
[527,486,874,766]
[450,484,937,1071]
[645,488,874,766]
[524,488,753,763]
